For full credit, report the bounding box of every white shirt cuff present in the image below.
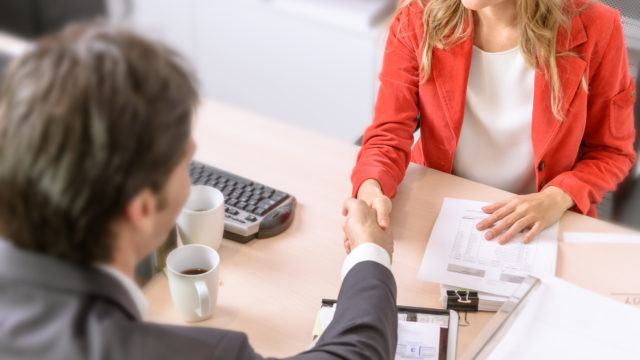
[340,243,391,281]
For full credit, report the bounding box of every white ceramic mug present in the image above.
[177,185,225,249]
[166,244,220,322]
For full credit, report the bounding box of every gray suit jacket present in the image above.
[0,241,398,359]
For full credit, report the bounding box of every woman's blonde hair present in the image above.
[401,0,582,119]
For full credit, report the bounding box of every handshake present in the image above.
[341,198,394,258]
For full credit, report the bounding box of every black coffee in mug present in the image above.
[181,268,209,275]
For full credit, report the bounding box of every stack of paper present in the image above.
[419,198,559,311]
[464,276,640,359]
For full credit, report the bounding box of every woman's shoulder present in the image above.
[390,1,426,44]
[395,1,425,24]
[571,0,623,37]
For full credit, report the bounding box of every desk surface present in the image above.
[144,99,640,357]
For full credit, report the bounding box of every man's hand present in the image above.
[476,186,574,244]
[356,179,393,229]
[342,198,394,257]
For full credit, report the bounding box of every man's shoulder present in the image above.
[0,280,254,360]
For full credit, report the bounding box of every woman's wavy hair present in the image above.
[399,0,589,119]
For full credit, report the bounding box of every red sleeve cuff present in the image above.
[543,173,592,215]
[351,167,401,199]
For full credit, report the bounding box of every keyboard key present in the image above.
[225,207,239,215]
[258,199,276,208]
[228,199,239,206]
[245,205,256,213]
[231,217,246,224]
[245,215,257,222]
[271,191,287,201]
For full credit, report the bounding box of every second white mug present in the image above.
[177,185,225,249]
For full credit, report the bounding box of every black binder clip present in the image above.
[446,289,479,312]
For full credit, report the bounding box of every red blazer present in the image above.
[352,0,637,217]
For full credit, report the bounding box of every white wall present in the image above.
[121,0,389,143]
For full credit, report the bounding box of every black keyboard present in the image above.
[189,161,296,243]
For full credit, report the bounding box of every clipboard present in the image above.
[313,299,459,360]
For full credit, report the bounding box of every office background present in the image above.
[0,0,638,227]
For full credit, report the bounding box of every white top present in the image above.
[453,46,536,194]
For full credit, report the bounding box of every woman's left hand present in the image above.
[476,186,575,244]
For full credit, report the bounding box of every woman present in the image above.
[351,0,637,244]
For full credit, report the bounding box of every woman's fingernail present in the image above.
[485,232,493,240]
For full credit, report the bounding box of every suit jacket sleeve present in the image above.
[287,261,398,360]
[227,261,398,360]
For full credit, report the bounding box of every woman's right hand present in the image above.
[356,179,393,229]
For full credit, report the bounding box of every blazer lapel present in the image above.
[532,15,588,164]
[430,21,474,150]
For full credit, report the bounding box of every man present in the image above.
[0,24,397,359]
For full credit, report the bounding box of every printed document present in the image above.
[396,321,440,360]
[418,198,558,296]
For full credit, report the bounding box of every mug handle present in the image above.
[194,280,211,318]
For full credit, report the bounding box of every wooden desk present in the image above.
[144,99,640,357]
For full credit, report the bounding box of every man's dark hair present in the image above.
[0,23,198,264]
